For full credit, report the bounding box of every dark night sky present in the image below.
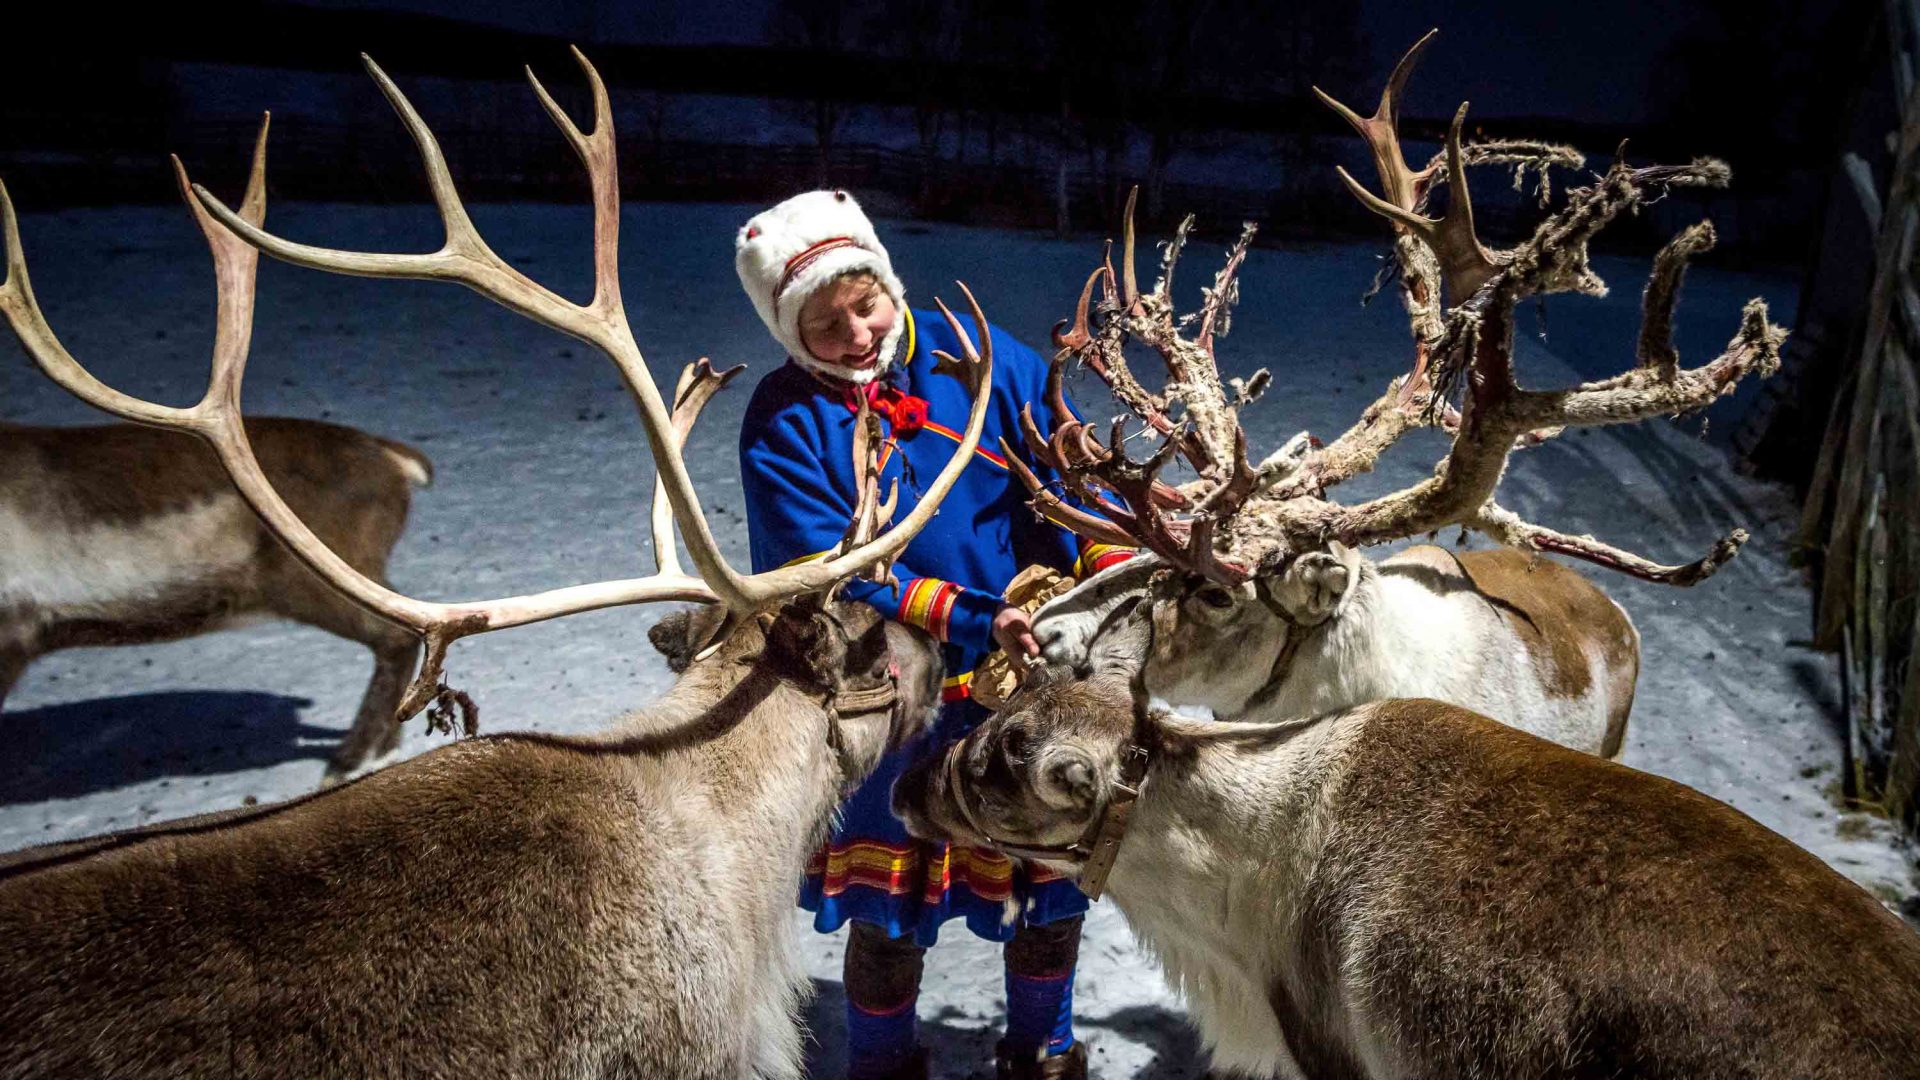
[281,0,1773,124]
[5,0,1864,264]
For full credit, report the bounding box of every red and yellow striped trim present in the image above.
[807,840,931,899]
[922,844,1015,902]
[899,577,963,642]
[806,839,1071,903]
[1074,543,1135,578]
[922,419,1008,470]
[942,671,972,702]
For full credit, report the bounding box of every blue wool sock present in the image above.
[846,994,920,1079]
[1003,965,1076,1057]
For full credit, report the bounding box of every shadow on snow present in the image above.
[0,690,330,804]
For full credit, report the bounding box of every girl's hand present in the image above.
[992,605,1041,674]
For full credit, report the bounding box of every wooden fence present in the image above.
[1799,1,1920,839]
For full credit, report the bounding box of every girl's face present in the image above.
[798,275,896,374]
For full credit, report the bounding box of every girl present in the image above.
[736,190,1127,1080]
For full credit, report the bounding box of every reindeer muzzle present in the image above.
[936,732,1151,902]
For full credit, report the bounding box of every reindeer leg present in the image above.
[327,632,421,784]
[275,573,421,786]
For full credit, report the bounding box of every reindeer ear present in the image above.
[1329,540,1362,575]
[649,606,731,673]
[1329,542,1366,616]
[649,610,698,673]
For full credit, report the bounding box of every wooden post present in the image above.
[1802,2,1920,839]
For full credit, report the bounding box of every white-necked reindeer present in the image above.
[1018,32,1776,755]
[894,629,1920,1080]
[0,52,994,1080]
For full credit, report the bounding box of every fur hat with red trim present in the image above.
[736,189,908,385]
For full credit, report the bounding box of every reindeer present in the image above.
[0,130,434,782]
[0,51,997,1080]
[892,625,1920,1080]
[1016,32,1780,756]
[0,413,432,782]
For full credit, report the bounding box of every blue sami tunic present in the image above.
[740,308,1128,945]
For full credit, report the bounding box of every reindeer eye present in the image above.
[1000,727,1028,761]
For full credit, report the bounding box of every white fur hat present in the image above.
[736,189,907,385]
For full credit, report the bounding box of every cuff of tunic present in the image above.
[896,577,979,644]
[1074,543,1136,578]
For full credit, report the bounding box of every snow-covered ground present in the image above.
[2,198,1911,1078]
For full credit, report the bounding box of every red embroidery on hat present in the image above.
[773,236,864,314]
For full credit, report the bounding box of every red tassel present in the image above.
[844,384,930,438]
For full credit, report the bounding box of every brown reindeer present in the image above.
[1020,32,1779,758]
[0,50,997,1080]
[0,118,433,782]
[893,625,1920,1080]
[0,415,431,782]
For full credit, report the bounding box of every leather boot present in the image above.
[995,1040,1087,1080]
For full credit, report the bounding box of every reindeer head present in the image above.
[652,597,946,777]
[1033,542,1370,714]
[1019,30,1782,689]
[893,614,1149,873]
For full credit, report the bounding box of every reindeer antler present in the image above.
[4,52,997,724]
[1290,31,1585,498]
[1023,32,1785,590]
[1240,146,1783,581]
[1007,187,1272,584]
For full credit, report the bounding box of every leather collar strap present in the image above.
[828,680,897,716]
[821,660,901,754]
[1234,576,1322,719]
[1252,575,1301,626]
[1025,573,1303,898]
[1074,739,1151,900]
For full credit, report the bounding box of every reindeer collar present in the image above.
[819,659,902,756]
[1073,738,1152,899]
[1226,576,1322,720]
[943,721,1154,902]
[827,663,899,717]
[1063,579,1309,889]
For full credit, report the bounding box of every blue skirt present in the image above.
[800,697,1091,946]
